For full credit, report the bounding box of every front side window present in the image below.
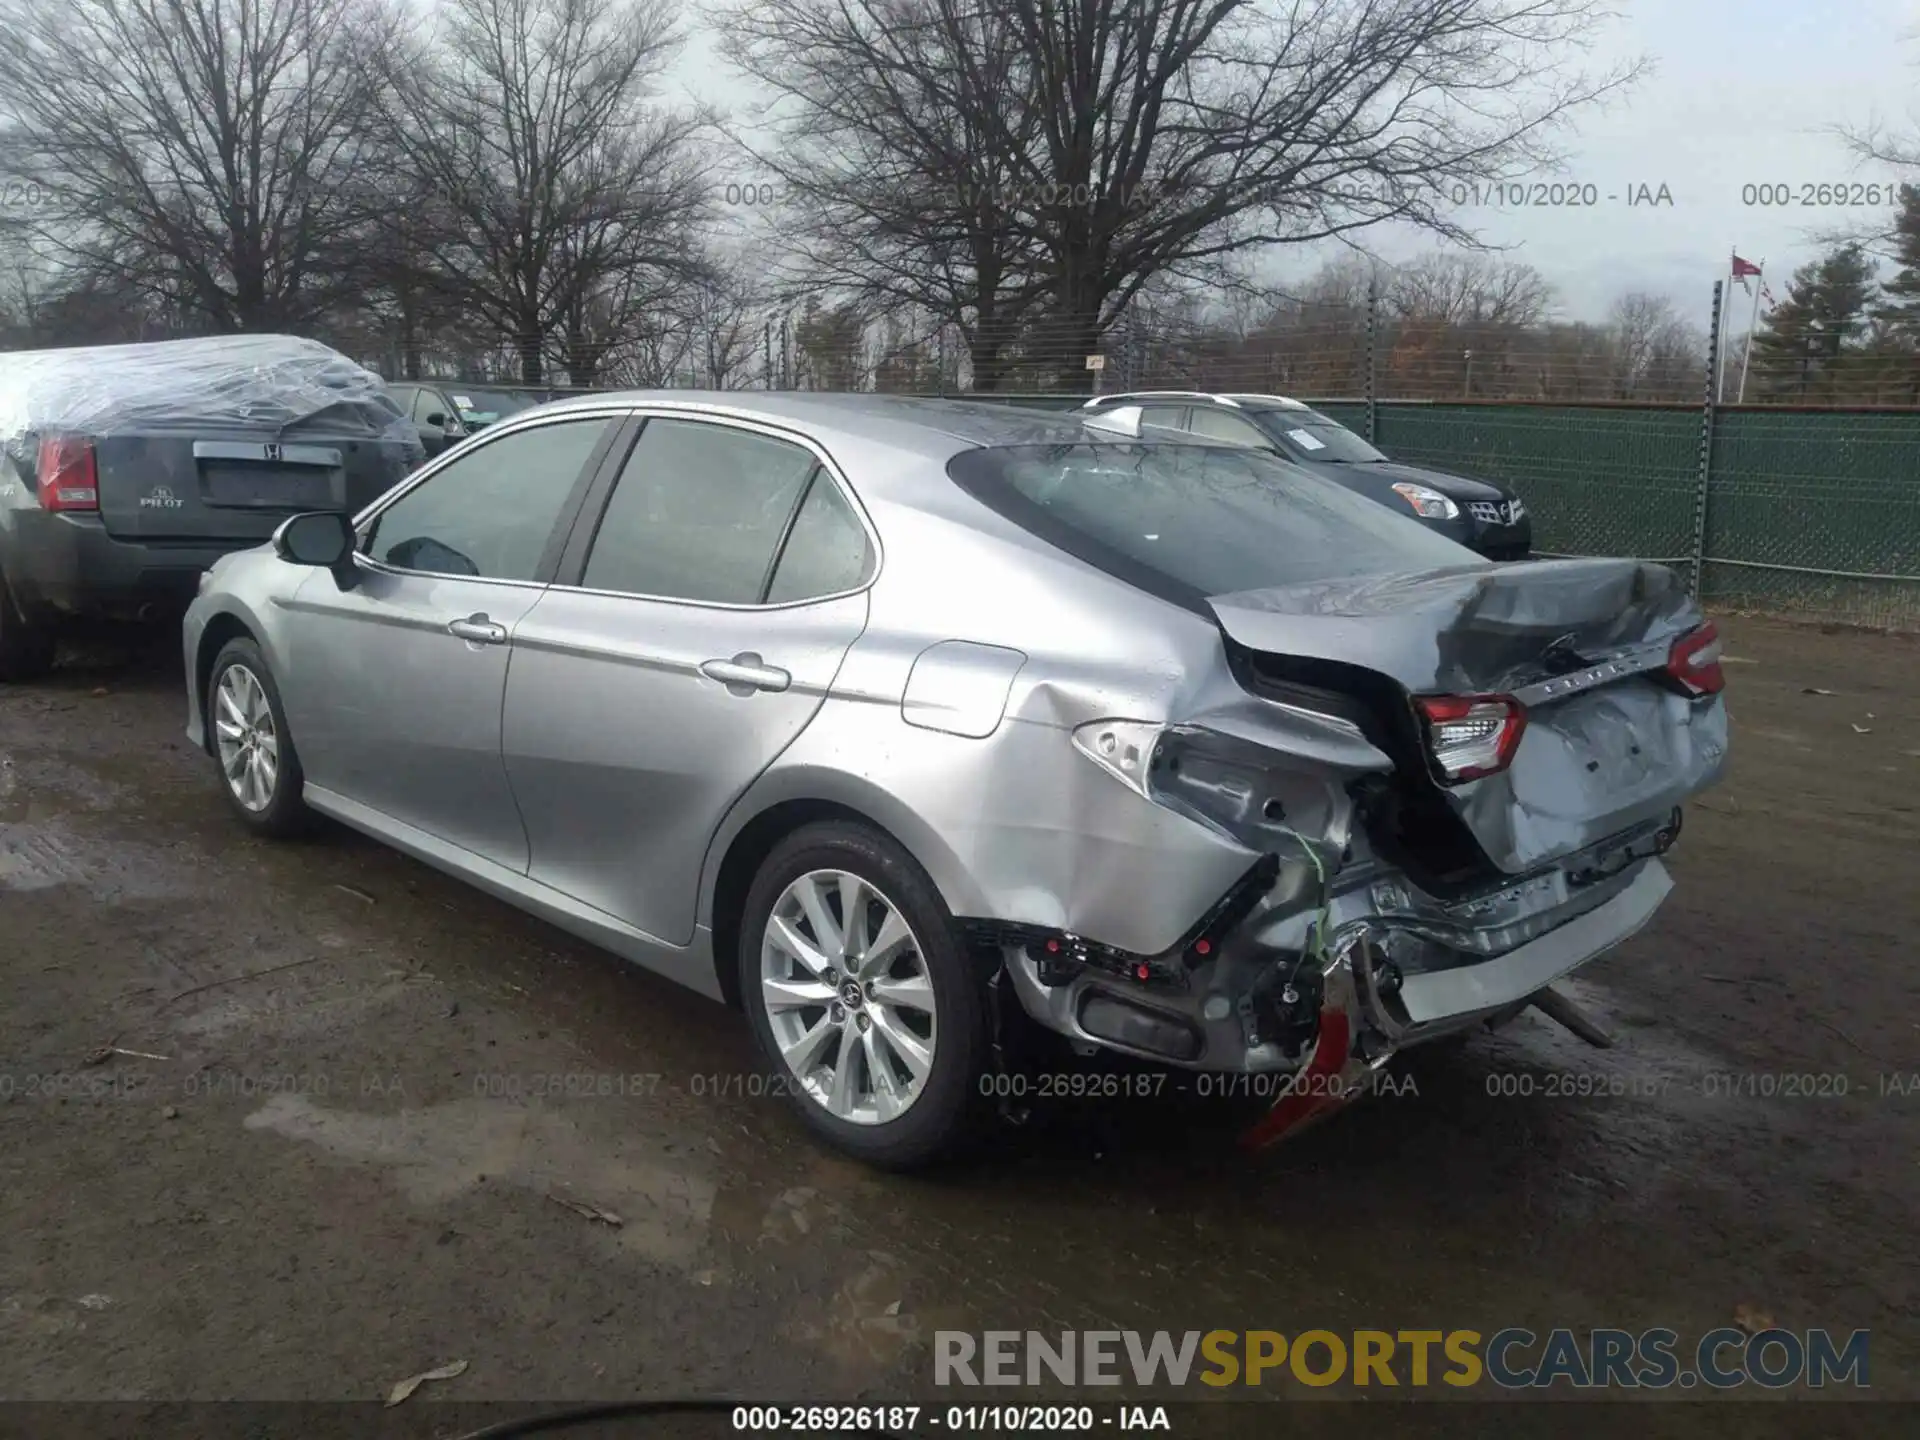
[364,416,613,581]
[946,442,1478,605]
[581,418,820,604]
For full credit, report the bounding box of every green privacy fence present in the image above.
[943,393,1920,630]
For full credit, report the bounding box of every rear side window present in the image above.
[366,416,612,580]
[945,442,1478,605]
[1187,408,1270,446]
[766,475,873,602]
[581,418,819,604]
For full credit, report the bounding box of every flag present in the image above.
[1760,282,1776,308]
[1731,254,1762,279]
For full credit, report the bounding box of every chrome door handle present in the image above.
[700,653,791,693]
[448,613,508,645]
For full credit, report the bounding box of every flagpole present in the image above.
[1736,258,1764,403]
[1717,249,1736,402]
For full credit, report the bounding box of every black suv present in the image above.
[1080,391,1531,560]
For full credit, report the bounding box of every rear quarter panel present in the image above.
[697,474,1303,955]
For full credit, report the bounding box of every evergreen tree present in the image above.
[1866,184,1920,401]
[1874,184,1920,336]
[1747,243,1877,400]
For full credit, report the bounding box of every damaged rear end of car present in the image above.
[942,438,1727,1144]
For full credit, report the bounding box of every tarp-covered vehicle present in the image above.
[0,334,422,679]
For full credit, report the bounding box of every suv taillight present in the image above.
[1414,694,1527,783]
[36,435,99,511]
[1666,621,1725,697]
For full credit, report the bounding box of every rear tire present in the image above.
[0,575,56,682]
[207,638,313,838]
[738,821,991,1170]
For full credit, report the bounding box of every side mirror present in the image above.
[273,511,360,591]
[424,412,447,428]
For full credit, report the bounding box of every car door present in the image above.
[277,411,628,871]
[501,414,875,944]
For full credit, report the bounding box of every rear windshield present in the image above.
[1254,411,1386,463]
[946,442,1478,605]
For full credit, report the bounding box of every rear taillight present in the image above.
[1666,621,1725,697]
[1414,693,1527,783]
[36,435,98,511]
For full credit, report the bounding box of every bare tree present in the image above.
[1210,255,1379,396]
[549,249,762,387]
[1386,254,1554,328]
[1604,291,1698,399]
[374,0,711,383]
[723,0,1637,387]
[0,0,400,332]
[718,0,1050,390]
[684,261,773,388]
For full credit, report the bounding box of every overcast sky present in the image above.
[672,0,1920,327]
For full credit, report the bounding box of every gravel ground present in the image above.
[1,615,1914,1438]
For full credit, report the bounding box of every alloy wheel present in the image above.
[213,664,280,813]
[760,869,938,1125]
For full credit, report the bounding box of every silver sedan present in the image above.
[183,393,1727,1167]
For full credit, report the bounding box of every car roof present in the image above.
[531,389,1213,460]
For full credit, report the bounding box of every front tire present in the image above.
[739,821,990,1169]
[207,638,312,837]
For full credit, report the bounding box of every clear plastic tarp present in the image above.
[0,334,417,449]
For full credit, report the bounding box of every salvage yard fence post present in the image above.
[1365,274,1379,444]
[1690,281,1724,598]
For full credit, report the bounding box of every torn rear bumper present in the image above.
[982,848,1675,1085]
[1239,859,1671,1149]
[1367,859,1670,1032]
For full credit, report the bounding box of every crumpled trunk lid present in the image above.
[1208,557,1729,875]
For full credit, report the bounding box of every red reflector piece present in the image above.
[1044,938,1060,954]
[1133,963,1151,981]
[1666,621,1725,697]
[1193,938,1212,956]
[1413,693,1526,783]
[1238,1008,1354,1153]
[36,435,99,511]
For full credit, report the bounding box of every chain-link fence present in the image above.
[376,282,1920,629]
[926,389,1920,630]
